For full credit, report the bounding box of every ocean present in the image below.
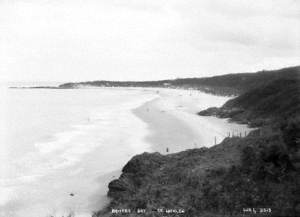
[0,87,158,217]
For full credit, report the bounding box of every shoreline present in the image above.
[132,89,252,155]
[93,88,253,216]
[0,88,158,217]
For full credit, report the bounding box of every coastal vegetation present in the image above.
[94,66,300,216]
[95,127,299,216]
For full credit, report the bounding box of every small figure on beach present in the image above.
[69,193,75,197]
[166,147,169,153]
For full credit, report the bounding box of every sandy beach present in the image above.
[134,88,252,154]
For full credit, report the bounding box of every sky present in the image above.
[0,0,299,82]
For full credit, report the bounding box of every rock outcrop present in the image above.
[108,153,166,199]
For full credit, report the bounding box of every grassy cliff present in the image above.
[198,78,300,127]
[95,128,299,217]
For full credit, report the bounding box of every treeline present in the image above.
[59,66,300,96]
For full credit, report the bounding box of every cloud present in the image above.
[0,0,299,82]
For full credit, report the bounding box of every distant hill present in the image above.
[224,79,300,119]
[182,66,299,95]
[199,78,300,127]
[59,66,300,96]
